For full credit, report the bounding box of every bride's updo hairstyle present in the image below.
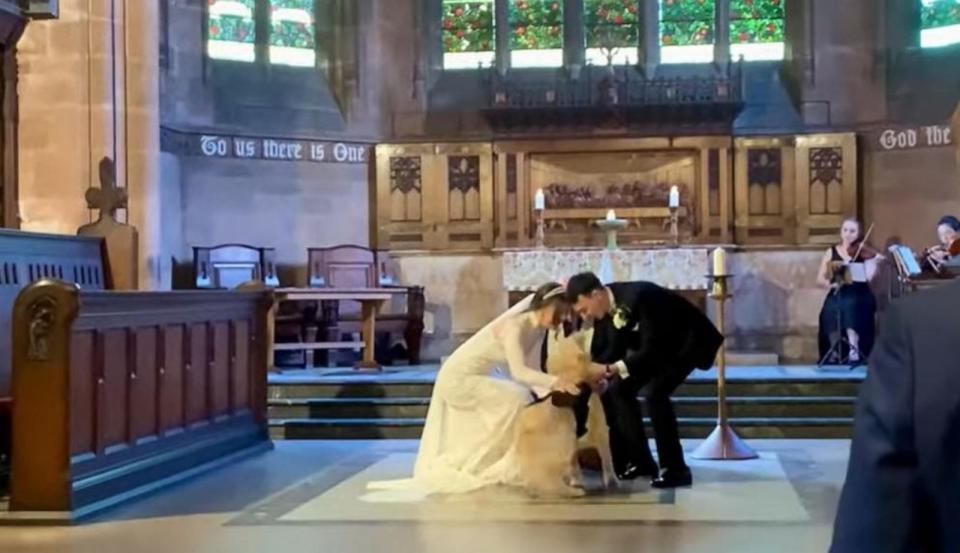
[528,281,566,309]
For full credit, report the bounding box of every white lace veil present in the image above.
[489,293,534,340]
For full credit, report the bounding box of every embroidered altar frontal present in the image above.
[502,248,711,291]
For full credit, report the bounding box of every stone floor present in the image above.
[0,439,851,553]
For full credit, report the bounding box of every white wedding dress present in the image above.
[367,295,558,495]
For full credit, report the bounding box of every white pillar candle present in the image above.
[669,185,680,208]
[712,247,728,276]
[534,189,545,211]
[606,209,616,221]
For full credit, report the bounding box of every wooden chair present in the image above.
[307,245,425,364]
[192,244,279,289]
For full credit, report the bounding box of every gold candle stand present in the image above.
[691,273,758,461]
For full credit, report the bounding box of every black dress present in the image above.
[818,247,877,362]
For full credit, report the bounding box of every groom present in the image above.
[564,272,724,488]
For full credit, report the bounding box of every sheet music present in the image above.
[888,245,922,276]
[847,262,868,283]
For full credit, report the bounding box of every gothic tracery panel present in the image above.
[389,156,423,222]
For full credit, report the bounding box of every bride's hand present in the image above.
[551,377,582,396]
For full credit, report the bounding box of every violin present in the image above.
[920,237,960,273]
[846,239,882,261]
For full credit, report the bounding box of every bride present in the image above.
[367,282,583,495]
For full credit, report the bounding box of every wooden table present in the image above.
[273,288,398,370]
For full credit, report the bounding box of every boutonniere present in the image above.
[611,304,631,329]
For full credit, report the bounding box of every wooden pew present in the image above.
[9,279,273,518]
[0,229,109,474]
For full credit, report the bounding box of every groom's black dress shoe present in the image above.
[651,468,693,489]
[617,461,659,481]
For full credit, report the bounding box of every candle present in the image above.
[534,189,545,211]
[669,185,680,208]
[712,247,728,276]
[606,209,616,221]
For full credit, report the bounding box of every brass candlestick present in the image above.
[535,210,546,249]
[669,206,680,245]
[691,272,758,461]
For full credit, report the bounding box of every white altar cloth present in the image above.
[501,248,711,291]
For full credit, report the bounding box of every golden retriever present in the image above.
[513,332,618,498]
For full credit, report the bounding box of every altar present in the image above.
[501,247,712,291]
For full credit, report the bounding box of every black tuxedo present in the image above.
[830,280,960,552]
[590,281,723,473]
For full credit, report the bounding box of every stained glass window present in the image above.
[208,0,257,62]
[920,0,960,48]
[584,0,640,65]
[268,0,316,66]
[509,0,564,68]
[659,0,715,64]
[729,0,785,61]
[442,0,496,69]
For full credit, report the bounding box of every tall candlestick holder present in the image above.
[595,218,628,250]
[668,206,680,245]
[535,210,546,249]
[691,272,758,461]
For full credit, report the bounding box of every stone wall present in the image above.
[18,0,165,288]
[159,0,396,273]
[393,249,834,363]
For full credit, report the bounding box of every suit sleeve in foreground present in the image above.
[830,302,919,553]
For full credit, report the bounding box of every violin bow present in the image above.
[851,222,875,261]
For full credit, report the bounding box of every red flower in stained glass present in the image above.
[210,25,220,35]
[454,7,463,16]
[738,31,750,42]
[443,18,453,29]
[614,15,623,24]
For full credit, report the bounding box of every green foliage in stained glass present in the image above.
[730,0,784,43]
[584,0,640,48]
[208,0,256,44]
[921,0,960,29]
[509,0,564,51]
[269,0,315,49]
[442,1,495,53]
[660,0,715,46]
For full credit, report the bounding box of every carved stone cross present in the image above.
[85,156,126,221]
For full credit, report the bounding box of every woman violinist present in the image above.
[816,219,884,364]
[921,215,960,272]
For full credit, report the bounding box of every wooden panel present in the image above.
[185,324,208,425]
[69,331,95,457]
[0,230,104,398]
[374,143,437,250]
[130,327,158,442]
[794,133,858,244]
[733,137,797,245]
[160,325,185,433]
[232,320,250,412]
[11,282,272,515]
[209,322,230,417]
[97,330,128,453]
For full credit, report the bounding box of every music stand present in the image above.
[817,286,860,369]
[818,263,868,370]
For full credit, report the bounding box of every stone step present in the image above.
[269,417,854,440]
[267,379,862,400]
[725,351,779,366]
[267,396,856,420]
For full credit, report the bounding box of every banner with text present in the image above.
[161,128,370,164]
[873,124,953,151]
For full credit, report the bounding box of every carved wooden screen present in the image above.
[375,142,494,251]
[733,137,797,245]
[675,136,732,243]
[793,133,857,244]
[375,144,434,250]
